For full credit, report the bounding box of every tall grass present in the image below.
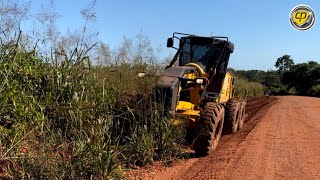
[233,74,264,97]
[0,35,186,179]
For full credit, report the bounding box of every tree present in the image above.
[275,55,294,74]
[281,61,320,96]
[262,70,286,94]
[235,70,266,83]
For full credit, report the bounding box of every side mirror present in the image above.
[167,38,173,48]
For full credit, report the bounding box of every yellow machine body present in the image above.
[175,67,235,123]
[219,72,235,103]
[157,33,235,125]
[158,32,241,155]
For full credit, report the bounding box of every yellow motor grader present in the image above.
[156,32,246,156]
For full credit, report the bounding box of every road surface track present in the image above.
[157,96,320,180]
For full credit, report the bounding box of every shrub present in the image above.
[233,74,264,97]
[309,84,320,97]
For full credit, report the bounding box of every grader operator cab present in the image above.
[156,32,246,156]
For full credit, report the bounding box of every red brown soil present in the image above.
[151,96,320,180]
[127,96,277,179]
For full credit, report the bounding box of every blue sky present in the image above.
[26,0,320,70]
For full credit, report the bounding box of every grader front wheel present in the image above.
[194,102,225,156]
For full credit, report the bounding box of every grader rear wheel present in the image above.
[194,102,225,157]
[238,99,247,129]
[224,99,240,133]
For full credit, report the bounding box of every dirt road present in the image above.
[155,96,320,180]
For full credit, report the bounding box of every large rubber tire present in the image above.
[237,99,247,129]
[194,102,225,157]
[224,99,240,133]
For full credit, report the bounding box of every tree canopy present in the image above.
[232,55,319,97]
[275,55,294,74]
[282,61,320,96]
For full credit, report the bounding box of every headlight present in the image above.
[196,78,204,85]
[195,78,208,85]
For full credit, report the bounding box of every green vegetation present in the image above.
[275,55,294,74]
[232,55,320,97]
[0,2,185,179]
[233,75,264,97]
[227,69,264,97]
[282,61,320,96]
[0,35,187,179]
